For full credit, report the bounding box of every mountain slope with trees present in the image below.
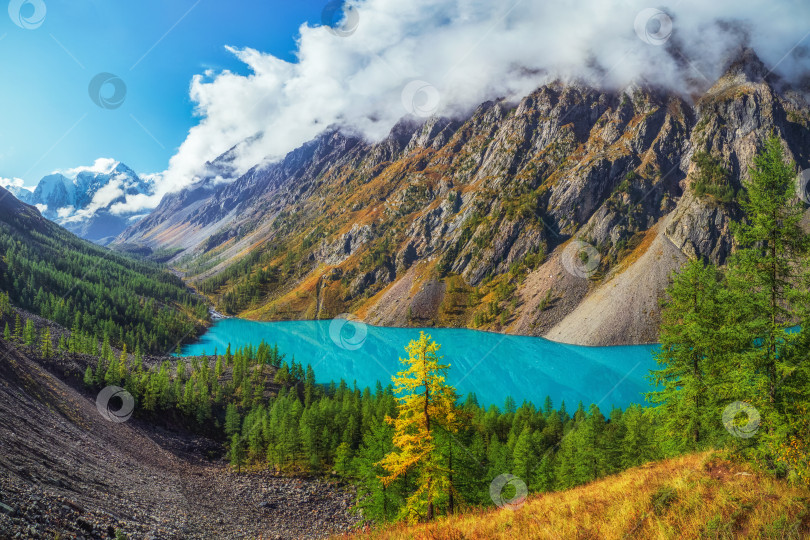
[2,132,810,536]
[357,452,810,539]
[115,49,810,346]
[0,186,208,354]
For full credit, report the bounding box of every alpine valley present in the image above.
[111,49,810,346]
[3,2,810,537]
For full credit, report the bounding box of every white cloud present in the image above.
[34,203,47,214]
[43,159,160,218]
[58,158,120,179]
[154,0,810,196]
[0,177,32,192]
[109,192,156,215]
[87,179,125,211]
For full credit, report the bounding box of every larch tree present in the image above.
[39,327,52,359]
[648,259,729,453]
[728,135,808,452]
[378,332,459,522]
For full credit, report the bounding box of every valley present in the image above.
[3,2,810,538]
[0,310,358,539]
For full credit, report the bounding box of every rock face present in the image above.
[116,49,810,345]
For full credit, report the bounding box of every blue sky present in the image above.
[3,0,809,194]
[0,0,329,185]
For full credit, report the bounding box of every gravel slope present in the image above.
[0,337,360,539]
[544,220,686,346]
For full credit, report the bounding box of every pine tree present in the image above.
[3,322,10,341]
[180,379,194,417]
[215,355,223,379]
[230,434,245,473]
[573,404,608,483]
[334,442,352,477]
[534,454,555,492]
[511,426,535,484]
[105,354,120,387]
[118,345,128,383]
[354,421,403,523]
[101,336,112,364]
[90,335,99,357]
[225,403,241,437]
[378,332,459,522]
[83,366,94,388]
[621,405,659,467]
[13,314,21,342]
[304,364,316,406]
[94,355,106,386]
[23,319,35,346]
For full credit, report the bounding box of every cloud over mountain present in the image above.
[154,0,810,198]
[16,159,156,244]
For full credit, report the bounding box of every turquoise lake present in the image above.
[181,318,659,410]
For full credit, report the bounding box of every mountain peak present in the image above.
[12,159,158,244]
[722,48,772,84]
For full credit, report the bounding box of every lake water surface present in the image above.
[182,318,659,410]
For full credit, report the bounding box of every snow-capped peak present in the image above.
[11,159,160,244]
[57,158,123,180]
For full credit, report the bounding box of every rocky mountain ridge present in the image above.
[115,49,810,345]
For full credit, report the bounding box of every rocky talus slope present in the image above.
[116,49,810,345]
[0,320,359,539]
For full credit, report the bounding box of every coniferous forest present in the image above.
[0,137,809,530]
[0,202,208,353]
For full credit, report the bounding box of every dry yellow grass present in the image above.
[342,452,810,540]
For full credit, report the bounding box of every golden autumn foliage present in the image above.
[377,332,459,522]
[349,452,810,540]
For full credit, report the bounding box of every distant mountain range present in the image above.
[4,159,155,244]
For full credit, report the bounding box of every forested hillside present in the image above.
[0,187,208,353]
[360,452,810,539]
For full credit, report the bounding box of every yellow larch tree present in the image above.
[378,331,459,522]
